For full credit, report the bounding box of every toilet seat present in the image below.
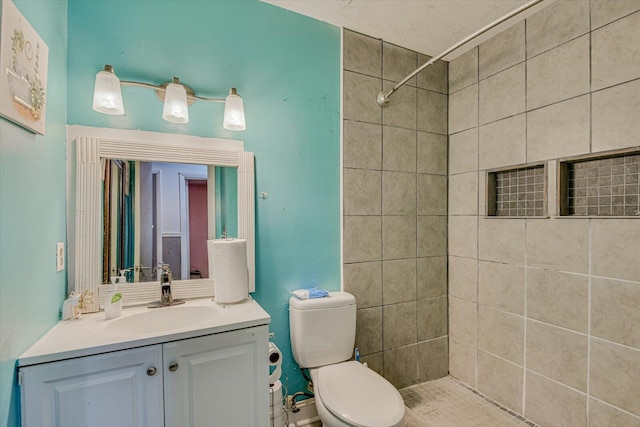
[313,361,405,427]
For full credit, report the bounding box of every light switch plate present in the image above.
[56,242,65,272]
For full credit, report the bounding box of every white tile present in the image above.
[450,84,478,134]
[526,218,589,274]
[417,88,448,134]
[478,261,525,315]
[526,268,588,333]
[417,53,448,94]
[417,131,447,175]
[527,95,590,162]
[449,172,478,215]
[592,219,640,282]
[478,218,525,265]
[383,81,416,130]
[591,0,640,30]
[527,35,590,110]
[479,114,526,170]
[590,338,640,417]
[592,277,640,349]
[477,350,523,413]
[449,296,477,345]
[592,78,640,153]
[449,256,478,302]
[449,129,478,174]
[344,29,382,77]
[526,0,590,58]
[478,306,524,364]
[479,63,525,125]
[383,42,417,85]
[592,10,640,90]
[344,71,382,124]
[448,216,477,259]
[450,48,478,93]
[479,21,525,80]
[526,321,588,391]
[525,371,587,427]
[449,337,477,387]
[417,174,447,216]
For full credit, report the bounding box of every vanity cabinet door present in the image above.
[20,345,164,427]
[163,325,269,427]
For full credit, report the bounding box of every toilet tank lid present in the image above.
[289,291,355,310]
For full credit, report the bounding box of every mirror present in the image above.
[69,126,255,312]
[102,161,238,284]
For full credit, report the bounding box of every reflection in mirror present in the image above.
[102,160,237,284]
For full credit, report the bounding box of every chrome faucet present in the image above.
[159,264,173,306]
[147,264,185,308]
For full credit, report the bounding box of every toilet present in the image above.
[289,292,405,427]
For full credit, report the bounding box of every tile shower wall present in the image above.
[342,29,449,388]
[447,1,640,426]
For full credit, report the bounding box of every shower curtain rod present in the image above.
[376,0,545,107]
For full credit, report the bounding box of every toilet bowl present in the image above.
[288,292,405,427]
[310,361,404,427]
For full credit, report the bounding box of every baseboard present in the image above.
[286,397,321,427]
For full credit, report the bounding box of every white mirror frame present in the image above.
[67,126,255,312]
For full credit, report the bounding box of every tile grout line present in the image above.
[590,395,640,422]
[585,1,596,425]
[378,38,385,377]
[587,217,592,423]
[475,45,480,390]
[415,49,419,354]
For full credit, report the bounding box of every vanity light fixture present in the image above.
[92,65,246,131]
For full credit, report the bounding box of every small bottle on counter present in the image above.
[62,292,81,320]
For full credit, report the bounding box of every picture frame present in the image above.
[0,0,48,135]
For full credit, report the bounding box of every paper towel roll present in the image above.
[208,239,249,304]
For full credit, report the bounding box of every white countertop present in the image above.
[19,298,271,367]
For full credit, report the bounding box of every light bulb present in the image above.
[223,88,246,131]
[92,65,124,115]
[162,82,189,124]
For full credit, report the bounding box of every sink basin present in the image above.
[105,305,217,335]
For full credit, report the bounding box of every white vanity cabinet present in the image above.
[164,326,268,427]
[20,325,269,427]
[20,345,164,427]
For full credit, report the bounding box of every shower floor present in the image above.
[400,376,539,427]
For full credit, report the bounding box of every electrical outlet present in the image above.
[56,242,65,272]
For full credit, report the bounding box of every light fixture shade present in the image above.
[223,88,246,131]
[92,65,124,115]
[162,82,189,124]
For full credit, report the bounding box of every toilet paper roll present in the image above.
[268,342,282,365]
[269,380,283,418]
[268,342,282,385]
[208,239,249,304]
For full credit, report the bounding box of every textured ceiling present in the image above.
[261,0,552,60]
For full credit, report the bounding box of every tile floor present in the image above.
[400,376,539,427]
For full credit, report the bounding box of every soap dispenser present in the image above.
[104,284,123,320]
[118,270,128,284]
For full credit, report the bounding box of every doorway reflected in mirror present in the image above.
[102,160,237,284]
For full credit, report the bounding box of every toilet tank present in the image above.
[289,292,356,368]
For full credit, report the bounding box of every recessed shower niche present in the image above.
[558,149,640,217]
[486,164,546,217]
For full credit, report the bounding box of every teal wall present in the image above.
[0,0,68,426]
[68,0,341,400]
